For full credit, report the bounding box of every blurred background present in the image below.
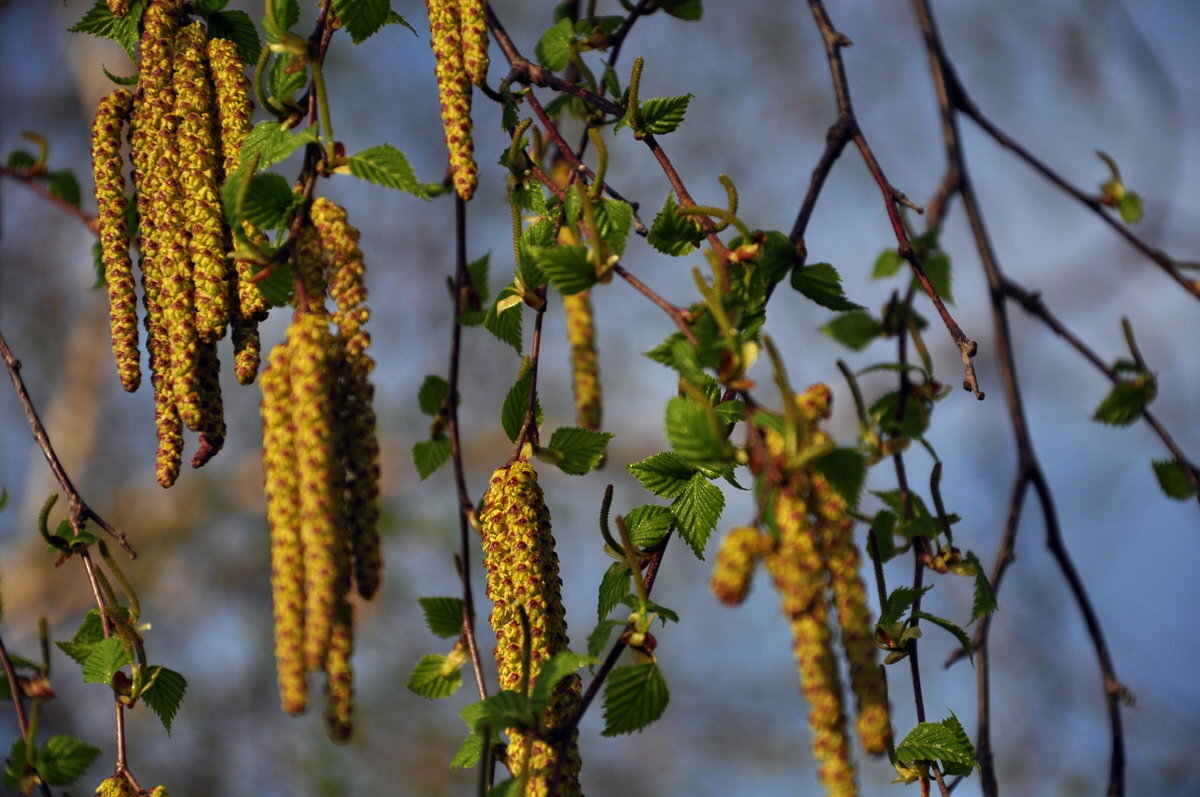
[1,0,1198,794]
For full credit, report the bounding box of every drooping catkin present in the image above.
[324,598,355,743]
[94,776,135,797]
[205,36,253,180]
[480,459,582,794]
[91,88,140,393]
[426,0,477,200]
[191,340,226,468]
[710,525,769,606]
[458,0,489,87]
[289,312,344,672]
[563,290,602,431]
[261,341,307,715]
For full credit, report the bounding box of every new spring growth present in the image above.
[426,0,478,199]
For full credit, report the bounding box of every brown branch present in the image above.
[803,0,983,399]
[0,328,135,556]
[911,2,1129,794]
[0,166,99,236]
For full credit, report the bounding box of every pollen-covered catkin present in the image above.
[91,88,140,393]
[711,525,769,605]
[480,459,582,794]
[458,0,489,87]
[205,36,253,180]
[289,312,345,672]
[563,290,602,431]
[426,0,477,200]
[324,599,355,743]
[261,341,307,715]
[191,341,226,468]
[94,776,134,797]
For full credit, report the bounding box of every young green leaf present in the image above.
[636,95,693,135]
[671,472,724,558]
[602,662,669,736]
[530,651,593,705]
[659,0,703,20]
[239,122,317,170]
[141,666,187,735]
[68,0,143,62]
[627,452,694,500]
[417,375,450,416]
[47,171,81,208]
[920,250,954,304]
[878,585,933,627]
[467,690,536,732]
[620,595,679,624]
[822,311,882,351]
[382,11,418,36]
[263,0,298,38]
[450,727,484,770]
[647,194,704,256]
[344,144,428,198]
[500,368,541,443]
[963,551,997,622]
[872,248,904,280]
[460,254,491,325]
[241,173,297,230]
[912,610,973,663]
[598,562,631,620]
[529,245,595,296]
[587,619,624,658]
[412,437,452,480]
[622,504,674,549]
[1092,380,1153,426]
[418,597,465,639]
[206,10,263,63]
[595,198,634,257]
[332,0,391,44]
[34,735,101,787]
[534,18,574,71]
[811,448,867,509]
[896,712,978,773]
[407,654,464,699]
[269,54,307,102]
[790,262,863,311]
[101,66,139,86]
[80,637,129,685]
[56,610,105,667]
[1117,192,1144,224]
[1151,459,1199,501]
[484,288,523,353]
[665,396,732,466]
[544,427,613,475]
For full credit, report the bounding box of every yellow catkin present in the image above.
[289,312,344,672]
[563,290,602,431]
[205,36,254,180]
[324,599,355,743]
[710,525,769,606]
[261,341,307,715]
[766,488,858,797]
[480,460,582,794]
[174,22,230,343]
[91,87,140,393]
[310,198,382,600]
[154,395,183,488]
[231,302,261,385]
[105,0,130,16]
[148,788,171,797]
[426,0,477,200]
[458,0,489,87]
[234,223,271,320]
[813,474,891,756]
[191,340,226,468]
[94,776,134,797]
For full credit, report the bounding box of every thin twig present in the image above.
[0,166,98,235]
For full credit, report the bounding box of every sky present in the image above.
[1,1,1199,795]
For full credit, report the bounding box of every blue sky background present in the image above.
[1,1,1198,795]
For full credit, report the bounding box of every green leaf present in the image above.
[484,288,523,353]
[35,735,101,787]
[534,18,574,71]
[68,0,143,62]
[620,595,679,624]
[468,690,536,732]
[269,53,307,102]
[920,250,954,304]
[596,199,634,257]
[1092,380,1152,426]
[790,262,862,311]
[530,245,595,296]
[530,650,592,705]
[332,0,390,44]
[489,780,525,797]
[598,562,631,620]
[418,597,465,639]
[239,122,317,170]
[412,437,452,480]
[664,396,731,467]
[461,254,491,325]
[647,194,704,256]
[754,230,800,284]
[912,610,972,663]
[878,585,932,627]
[47,171,81,208]
[56,610,105,667]
[627,452,694,500]
[407,654,464,699]
[964,551,997,622]
[101,65,139,85]
[450,727,484,770]
[637,95,693,135]
[623,504,673,549]
[141,666,187,735]
[500,368,540,443]
[587,619,624,658]
[671,472,724,558]
[659,0,703,20]
[822,311,882,351]
[81,637,128,685]
[872,248,904,280]
[896,712,978,771]
[812,448,867,509]
[382,11,418,36]
[207,10,263,64]
[6,150,36,171]
[255,261,293,307]
[602,662,669,736]
[345,144,428,197]
[241,173,297,230]
[1152,460,1198,501]
[544,427,613,476]
[264,0,299,39]
[417,375,450,416]
[1117,192,1144,224]
[193,0,231,15]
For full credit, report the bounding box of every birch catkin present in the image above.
[563,290,602,431]
[426,0,477,200]
[480,459,582,795]
[458,0,489,87]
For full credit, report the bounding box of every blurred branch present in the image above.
[0,165,98,236]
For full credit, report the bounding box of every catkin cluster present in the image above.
[89,1,262,487]
[94,777,169,797]
[425,0,486,200]
[711,384,891,797]
[259,202,381,743]
[480,459,582,795]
